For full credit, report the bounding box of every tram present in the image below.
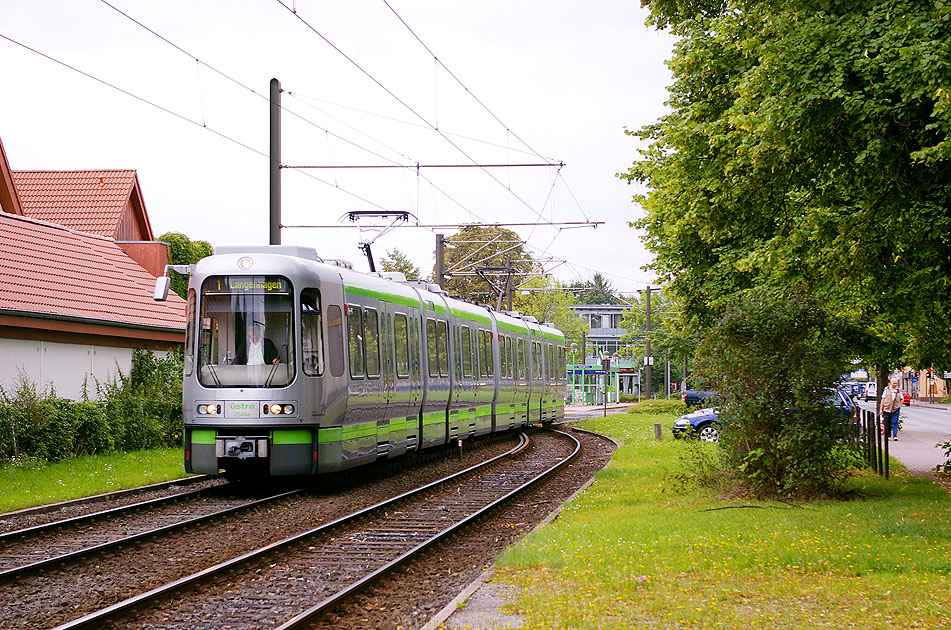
[155,245,567,477]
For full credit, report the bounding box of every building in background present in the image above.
[0,138,185,399]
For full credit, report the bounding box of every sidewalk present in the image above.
[887,401,951,477]
[564,402,633,415]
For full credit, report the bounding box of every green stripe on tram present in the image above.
[272,429,312,445]
[343,284,419,308]
[190,429,216,444]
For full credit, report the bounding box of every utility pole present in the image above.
[435,233,446,289]
[638,285,659,399]
[504,255,513,311]
[269,78,281,246]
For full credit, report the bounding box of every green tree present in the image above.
[513,277,587,349]
[568,272,621,305]
[379,247,421,280]
[438,225,537,304]
[624,0,951,368]
[158,232,213,298]
[619,290,700,390]
[694,289,859,498]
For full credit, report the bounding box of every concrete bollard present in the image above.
[654,423,663,440]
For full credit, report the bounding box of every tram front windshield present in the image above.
[198,275,295,388]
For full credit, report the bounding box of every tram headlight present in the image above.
[197,403,220,415]
[264,403,295,415]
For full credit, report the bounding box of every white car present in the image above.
[863,381,877,402]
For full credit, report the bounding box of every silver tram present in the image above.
[165,245,567,477]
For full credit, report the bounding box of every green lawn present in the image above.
[0,448,188,513]
[495,412,951,629]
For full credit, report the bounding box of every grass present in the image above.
[0,448,188,513]
[494,412,951,629]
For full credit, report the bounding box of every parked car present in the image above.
[682,389,718,408]
[672,389,854,443]
[901,390,911,405]
[672,407,721,441]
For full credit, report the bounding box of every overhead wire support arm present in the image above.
[283,162,565,169]
[342,210,414,272]
[281,220,604,229]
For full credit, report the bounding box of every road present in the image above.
[856,400,951,475]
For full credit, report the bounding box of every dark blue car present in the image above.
[671,390,854,443]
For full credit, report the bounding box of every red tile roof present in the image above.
[0,212,185,331]
[11,170,148,239]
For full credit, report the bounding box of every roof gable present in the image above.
[11,170,154,240]
[0,212,184,331]
[0,138,24,216]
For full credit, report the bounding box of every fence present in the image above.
[852,407,892,479]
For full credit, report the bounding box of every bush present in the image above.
[627,398,688,415]
[694,288,858,499]
[0,349,183,465]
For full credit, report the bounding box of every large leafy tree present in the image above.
[158,232,212,298]
[625,0,951,368]
[438,225,537,304]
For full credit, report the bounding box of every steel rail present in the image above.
[0,485,218,543]
[0,487,305,582]
[53,433,533,630]
[0,474,214,519]
[278,428,581,629]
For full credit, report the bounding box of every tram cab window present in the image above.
[348,306,365,378]
[184,289,196,377]
[394,314,410,378]
[364,308,381,378]
[301,289,323,376]
[197,275,295,388]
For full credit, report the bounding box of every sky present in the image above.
[0,0,674,297]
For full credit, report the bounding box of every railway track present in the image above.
[0,483,304,580]
[53,428,580,630]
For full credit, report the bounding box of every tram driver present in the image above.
[235,322,280,365]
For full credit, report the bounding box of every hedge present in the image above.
[0,349,183,465]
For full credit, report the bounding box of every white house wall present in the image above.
[0,338,166,400]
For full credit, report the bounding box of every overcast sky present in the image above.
[0,0,674,296]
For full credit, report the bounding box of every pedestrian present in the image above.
[881,376,902,441]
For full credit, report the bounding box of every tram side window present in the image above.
[427,319,438,377]
[348,306,365,378]
[364,309,381,378]
[327,305,345,377]
[482,330,494,377]
[461,326,472,377]
[394,314,409,379]
[437,320,449,377]
[516,338,525,379]
[452,326,462,381]
[499,334,508,377]
[301,289,323,376]
[533,342,542,379]
[505,336,513,378]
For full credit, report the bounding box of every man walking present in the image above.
[881,376,902,441]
